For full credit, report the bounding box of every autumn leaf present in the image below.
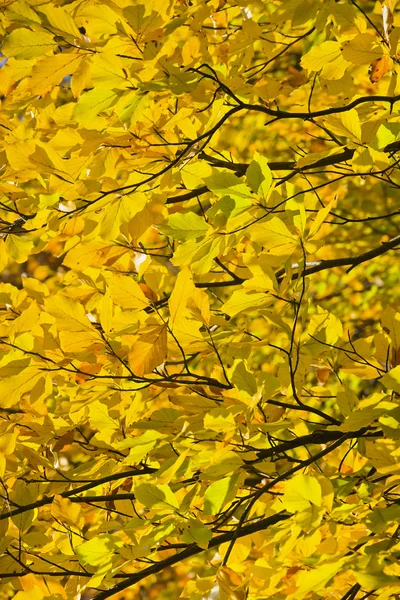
[128,324,168,375]
[0,2,399,599]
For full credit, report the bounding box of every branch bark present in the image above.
[93,511,291,600]
[0,467,155,522]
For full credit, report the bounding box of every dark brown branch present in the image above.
[265,398,341,426]
[0,468,155,522]
[242,94,400,120]
[68,493,136,503]
[193,233,400,290]
[166,140,400,205]
[165,150,353,204]
[245,427,383,465]
[276,234,400,280]
[92,511,290,600]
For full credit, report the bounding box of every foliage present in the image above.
[1,0,400,598]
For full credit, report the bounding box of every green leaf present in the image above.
[231,360,258,396]
[76,535,119,566]
[380,365,400,394]
[282,474,322,512]
[354,572,400,591]
[366,504,400,533]
[73,87,120,123]
[203,474,240,515]
[204,170,253,200]
[246,151,273,199]
[182,519,212,549]
[159,212,210,241]
[288,560,345,599]
[134,483,179,510]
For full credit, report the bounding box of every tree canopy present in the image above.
[1,0,400,598]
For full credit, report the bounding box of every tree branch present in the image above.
[92,511,291,600]
[0,468,156,522]
[244,427,383,465]
[276,234,400,280]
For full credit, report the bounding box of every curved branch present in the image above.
[166,141,400,205]
[93,511,291,600]
[277,234,400,280]
[244,427,383,465]
[242,94,400,120]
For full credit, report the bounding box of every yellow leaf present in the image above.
[5,1,42,26]
[169,268,194,329]
[188,288,210,327]
[219,538,252,569]
[337,385,358,417]
[59,330,101,353]
[287,560,345,599]
[134,482,178,509]
[36,4,81,38]
[0,430,18,455]
[0,367,43,408]
[221,290,271,317]
[90,52,130,89]
[89,400,120,439]
[250,217,298,255]
[342,33,383,65]
[182,36,201,66]
[27,51,83,96]
[308,200,334,239]
[105,273,149,310]
[182,518,212,549]
[94,193,147,240]
[2,28,56,60]
[324,108,362,144]
[217,566,246,600]
[157,448,190,484]
[51,495,82,528]
[71,55,92,97]
[381,365,400,394]
[11,483,36,533]
[300,41,342,72]
[320,55,351,80]
[120,430,164,465]
[63,242,129,270]
[170,314,205,352]
[354,571,400,590]
[76,534,119,567]
[381,306,400,350]
[45,295,93,332]
[7,301,40,341]
[128,324,168,375]
[5,235,35,264]
[204,474,240,515]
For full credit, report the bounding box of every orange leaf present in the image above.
[128,324,168,375]
[369,55,392,83]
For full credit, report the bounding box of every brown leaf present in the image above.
[53,430,74,453]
